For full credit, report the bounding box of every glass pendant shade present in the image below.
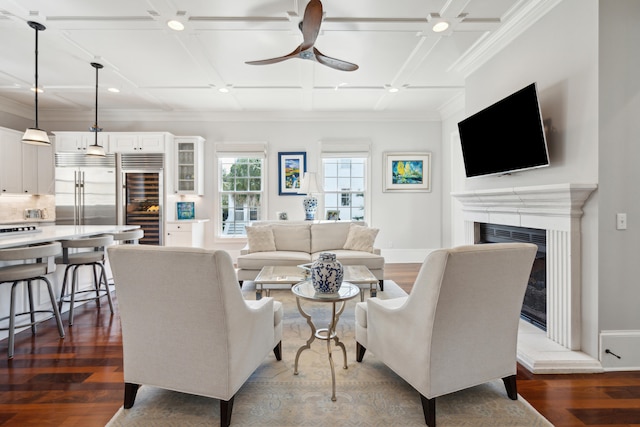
[23,21,50,146]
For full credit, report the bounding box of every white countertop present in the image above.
[167,219,210,224]
[0,225,140,249]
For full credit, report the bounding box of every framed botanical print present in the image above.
[383,152,431,192]
[278,152,306,195]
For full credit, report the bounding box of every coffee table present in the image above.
[291,281,360,401]
[254,265,379,301]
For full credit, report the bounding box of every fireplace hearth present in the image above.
[479,223,547,330]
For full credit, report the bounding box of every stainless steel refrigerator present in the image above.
[55,153,117,225]
[55,152,164,245]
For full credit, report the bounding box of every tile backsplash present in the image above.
[0,195,56,224]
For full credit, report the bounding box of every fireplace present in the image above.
[452,183,597,354]
[479,223,547,330]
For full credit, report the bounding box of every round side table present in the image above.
[291,281,359,401]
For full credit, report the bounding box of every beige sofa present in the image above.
[236,221,384,286]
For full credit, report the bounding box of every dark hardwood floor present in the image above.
[1,263,639,426]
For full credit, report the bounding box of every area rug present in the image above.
[106,280,552,427]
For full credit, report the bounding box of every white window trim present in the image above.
[319,139,372,224]
[214,142,268,240]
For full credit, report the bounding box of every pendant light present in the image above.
[22,21,50,146]
[86,62,106,157]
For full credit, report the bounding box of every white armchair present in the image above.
[355,243,537,427]
[107,246,283,427]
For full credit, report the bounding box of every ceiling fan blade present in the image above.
[300,0,323,50]
[313,47,359,72]
[245,45,303,66]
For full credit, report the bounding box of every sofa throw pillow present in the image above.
[246,226,276,253]
[343,224,379,253]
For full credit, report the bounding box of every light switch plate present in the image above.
[616,213,627,230]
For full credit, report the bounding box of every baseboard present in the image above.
[600,330,640,371]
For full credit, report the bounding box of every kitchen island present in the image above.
[0,225,140,343]
[0,225,140,249]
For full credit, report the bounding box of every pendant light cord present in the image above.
[33,23,40,128]
[94,63,99,144]
[90,62,103,143]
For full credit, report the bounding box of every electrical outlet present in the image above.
[616,213,627,230]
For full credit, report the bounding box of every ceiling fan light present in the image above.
[22,128,50,146]
[433,21,450,33]
[86,143,106,157]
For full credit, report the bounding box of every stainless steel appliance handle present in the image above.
[80,171,85,225]
[74,170,79,225]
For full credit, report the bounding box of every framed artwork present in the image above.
[278,152,306,195]
[326,210,340,221]
[383,152,431,192]
[176,201,195,220]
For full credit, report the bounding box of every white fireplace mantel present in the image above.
[451,183,597,232]
[452,183,601,373]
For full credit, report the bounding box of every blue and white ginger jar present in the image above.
[311,252,344,294]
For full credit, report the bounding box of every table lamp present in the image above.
[299,172,322,220]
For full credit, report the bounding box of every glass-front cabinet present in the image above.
[174,136,204,195]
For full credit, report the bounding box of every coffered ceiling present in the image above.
[0,0,558,122]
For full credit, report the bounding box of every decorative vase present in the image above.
[311,252,344,294]
[302,195,318,221]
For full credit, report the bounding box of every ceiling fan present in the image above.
[245,0,359,72]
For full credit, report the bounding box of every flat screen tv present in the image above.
[457,82,549,178]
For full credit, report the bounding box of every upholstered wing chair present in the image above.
[108,246,283,427]
[355,243,537,427]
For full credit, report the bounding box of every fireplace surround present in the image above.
[452,183,601,373]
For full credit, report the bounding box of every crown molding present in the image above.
[35,107,443,124]
[451,0,563,77]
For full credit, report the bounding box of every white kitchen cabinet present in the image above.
[22,143,55,195]
[165,220,207,247]
[53,131,109,153]
[1,127,54,195]
[110,133,167,153]
[0,127,23,194]
[174,136,204,195]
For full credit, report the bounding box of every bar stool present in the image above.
[110,228,144,245]
[56,235,114,326]
[105,229,144,286]
[0,242,65,359]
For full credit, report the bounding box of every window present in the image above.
[322,157,367,221]
[218,156,264,237]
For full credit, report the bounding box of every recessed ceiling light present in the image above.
[218,87,230,93]
[433,21,450,33]
[167,20,184,31]
[30,87,43,93]
[388,87,399,93]
[108,87,120,93]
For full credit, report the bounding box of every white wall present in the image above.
[41,118,443,263]
[597,0,640,368]
[456,0,601,357]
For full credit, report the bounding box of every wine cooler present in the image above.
[118,153,164,245]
